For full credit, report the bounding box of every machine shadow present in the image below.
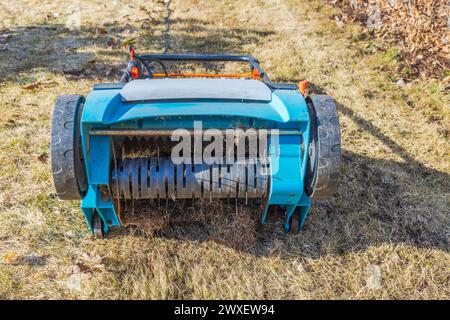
[0,18,274,84]
[0,24,129,83]
[113,100,449,259]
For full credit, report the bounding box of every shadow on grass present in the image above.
[0,24,128,83]
[0,18,274,84]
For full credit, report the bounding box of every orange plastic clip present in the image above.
[298,80,309,96]
[130,66,139,79]
[252,68,260,80]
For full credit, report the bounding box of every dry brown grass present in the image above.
[0,0,449,299]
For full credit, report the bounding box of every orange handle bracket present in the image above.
[298,80,309,96]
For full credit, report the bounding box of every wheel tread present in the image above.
[51,94,87,200]
[305,94,341,200]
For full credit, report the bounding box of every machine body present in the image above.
[51,53,341,237]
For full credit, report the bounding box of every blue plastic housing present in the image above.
[79,85,312,234]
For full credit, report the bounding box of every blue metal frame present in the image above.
[79,87,312,234]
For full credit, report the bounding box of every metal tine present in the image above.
[112,158,269,201]
[157,146,160,166]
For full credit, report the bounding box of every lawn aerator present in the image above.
[51,47,341,238]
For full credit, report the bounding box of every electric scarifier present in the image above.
[51,46,341,238]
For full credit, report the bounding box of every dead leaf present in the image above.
[2,251,21,265]
[75,252,105,272]
[76,262,91,272]
[37,153,48,163]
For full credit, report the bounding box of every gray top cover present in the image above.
[120,78,272,102]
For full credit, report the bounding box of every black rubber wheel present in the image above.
[92,211,104,239]
[305,95,341,200]
[51,94,87,200]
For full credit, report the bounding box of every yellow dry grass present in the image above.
[0,0,449,299]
